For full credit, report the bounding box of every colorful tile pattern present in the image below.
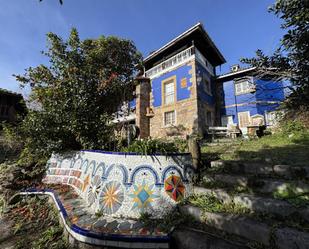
[44,150,194,218]
[23,185,169,248]
[164,175,185,202]
[100,181,124,214]
[87,175,102,206]
[129,180,159,211]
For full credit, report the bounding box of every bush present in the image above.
[281,120,306,134]
[0,124,23,164]
[121,138,187,155]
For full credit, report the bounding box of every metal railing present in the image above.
[145,46,195,78]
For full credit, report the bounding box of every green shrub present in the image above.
[121,138,187,155]
[281,120,306,134]
[0,124,23,164]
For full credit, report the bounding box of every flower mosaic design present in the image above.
[87,175,102,206]
[129,180,159,211]
[100,181,124,214]
[164,175,185,202]
[82,174,90,192]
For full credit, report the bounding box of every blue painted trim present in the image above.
[81,149,191,157]
[130,165,160,185]
[161,165,187,183]
[103,164,129,186]
[22,188,170,243]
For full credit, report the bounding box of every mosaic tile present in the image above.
[164,175,185,202]
[44,150,195,219]
[92,219,108,229]
[118,221,132,231]
[99,181,124,215]
[105,220,119,230]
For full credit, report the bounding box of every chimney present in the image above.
[231,64,240,72]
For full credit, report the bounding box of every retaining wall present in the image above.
[44,150,195,218]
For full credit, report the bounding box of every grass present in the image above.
[201,130,309,166]
[186,194,251,215]
[138,210,193,233]
[273,183,309,207]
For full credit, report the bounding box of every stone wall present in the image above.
[148,59,199,138]
[44,150,195,219]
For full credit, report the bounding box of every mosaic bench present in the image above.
[26,150,195,248]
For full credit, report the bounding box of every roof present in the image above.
[216,67,257,82]
[0,88,22,97]
[144,22,226,69]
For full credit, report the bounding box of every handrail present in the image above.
[145,46,195,78]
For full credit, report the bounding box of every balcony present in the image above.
[145,46,195,79]
[145,46,214,79]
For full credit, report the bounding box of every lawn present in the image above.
[201,130,309,166]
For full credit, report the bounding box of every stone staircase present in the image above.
[178,161,309,249]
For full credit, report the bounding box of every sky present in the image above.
[0,0,285,94]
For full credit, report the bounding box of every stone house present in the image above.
[120,23,288,138]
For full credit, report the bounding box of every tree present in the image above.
[14,28,142,159]
[241,0,309,111]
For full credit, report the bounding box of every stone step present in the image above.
[172,227,249,249]
[193,186,309,222]
[203,173,309,195]
[210,161,309,180]
[179,205,309,249]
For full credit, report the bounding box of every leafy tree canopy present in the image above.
[241,0,309,110]
[14,28,142,158]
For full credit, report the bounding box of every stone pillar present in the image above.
[135,76,151,138]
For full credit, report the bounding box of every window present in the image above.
[163,80,175,105]
[235,78,254,95]
[206,111,212,126]
[238,111,251,128]
[221,115,233,126]
[164,111,175,126]
[265,111,279,126]
[202,73,211,94]
[0,105,9,117]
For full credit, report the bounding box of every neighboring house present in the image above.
[216,66,288,129]
[121,23,289,138]
[0,88,26,123]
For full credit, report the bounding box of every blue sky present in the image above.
[0,0,284,94]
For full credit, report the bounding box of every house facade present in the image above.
[126,23,288,138]
[135,23,225,138]
[0,88,26,123]
[217,66,288,129]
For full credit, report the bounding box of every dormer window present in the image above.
[235,78,255,95]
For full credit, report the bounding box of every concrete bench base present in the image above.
[19,185,169,249]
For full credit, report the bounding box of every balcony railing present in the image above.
[145,46,214,78]
[145,46,195,78]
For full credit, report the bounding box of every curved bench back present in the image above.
[44,150,195,218]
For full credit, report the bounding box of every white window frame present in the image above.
[164,81,175,105]
[265,111,279,126]
[164,110,176,126]
[235,78,254,95]
[162,76,176,106]
[238,111,251,128]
